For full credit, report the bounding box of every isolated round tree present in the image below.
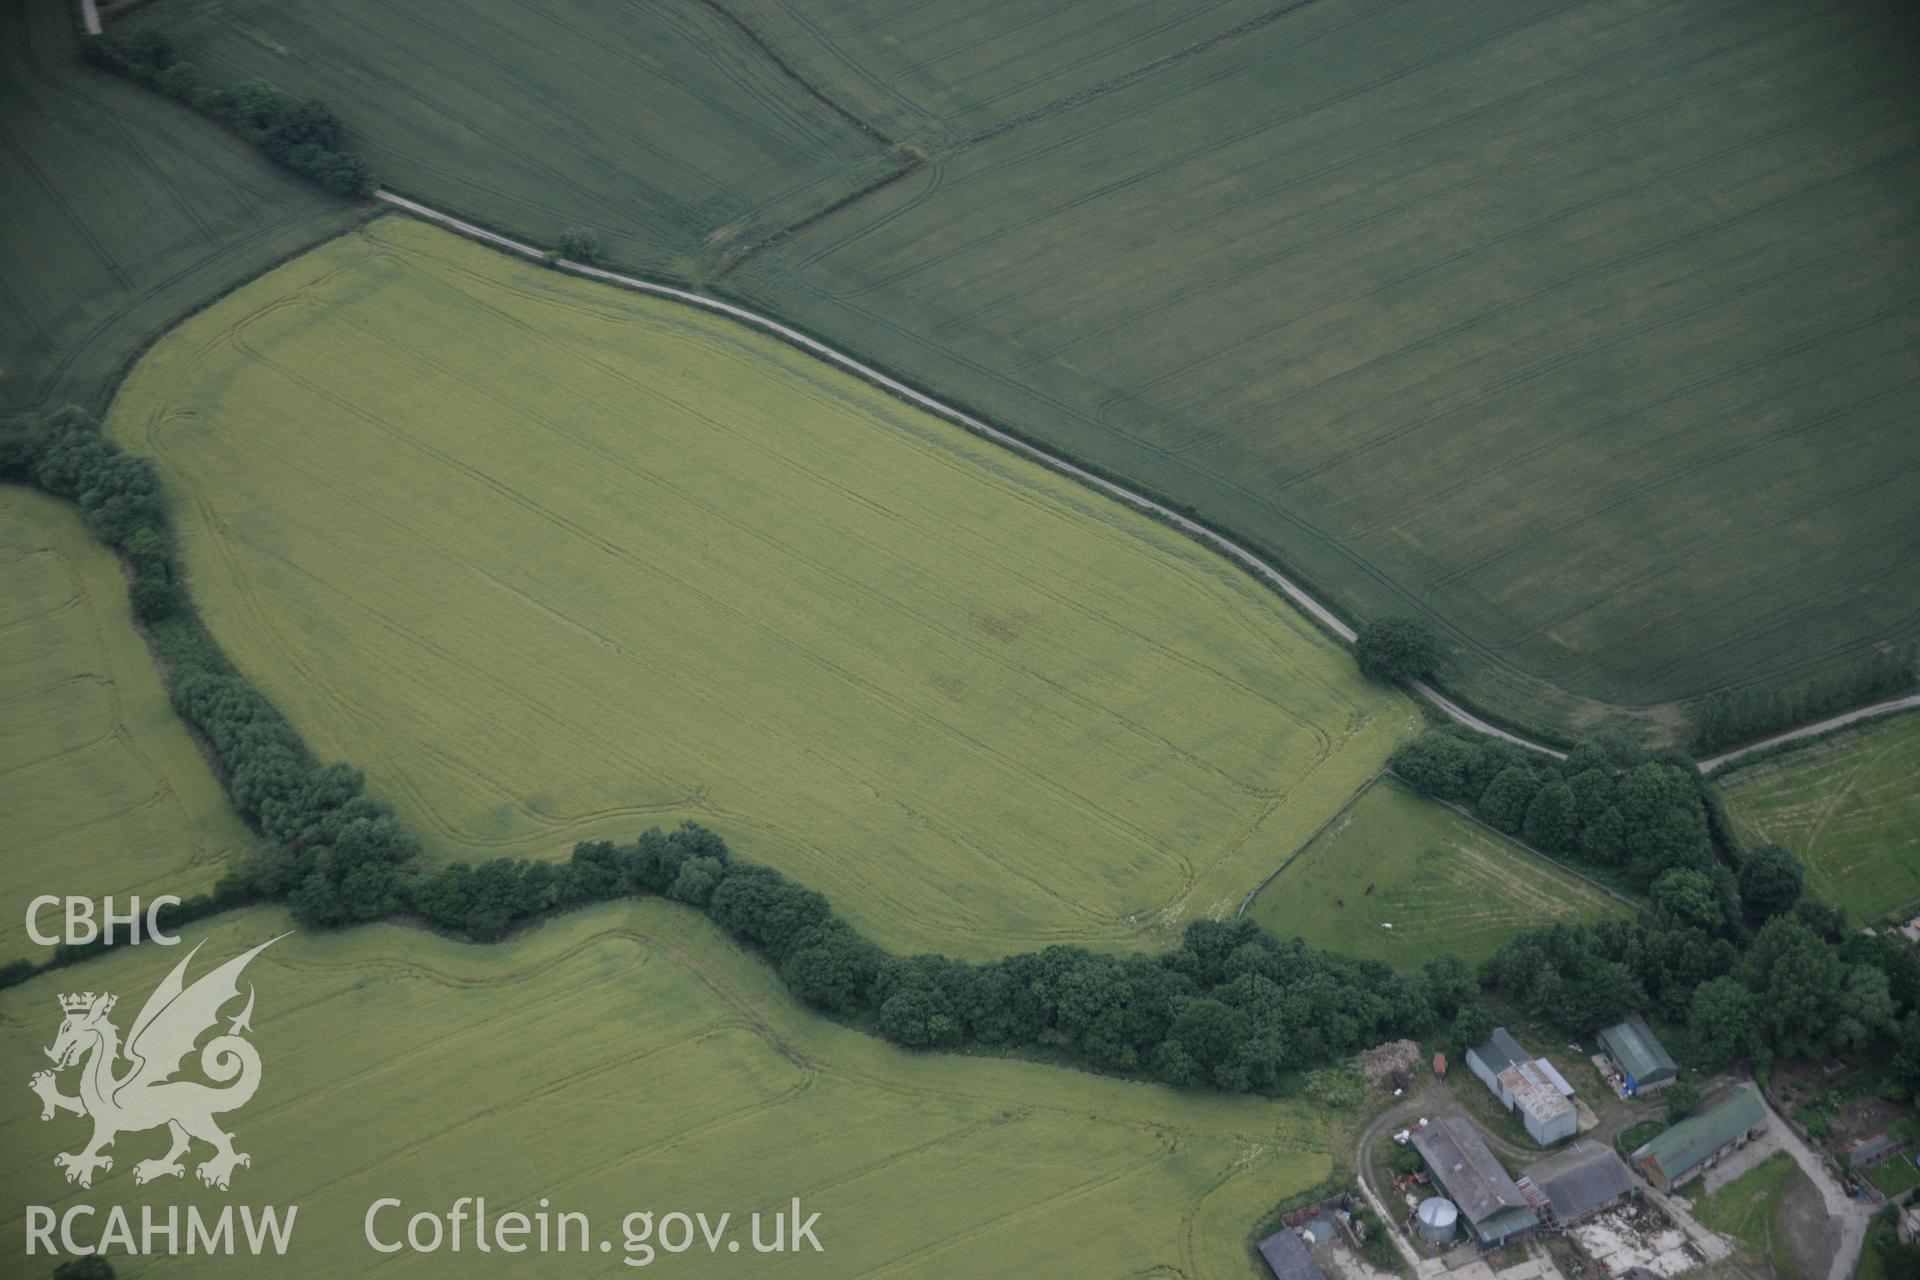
[558,227,601,262]
[1354,617,1438,683]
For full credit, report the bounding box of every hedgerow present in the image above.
[81,31,374,198]
[1392,727,1712,890]
[1690,651,1915,754]
[0,408,1452,1091]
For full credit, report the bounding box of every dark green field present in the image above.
[0,0,355,412]
[123,0,1920,738]
[123,0,898,278]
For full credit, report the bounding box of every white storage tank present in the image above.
[1416,1197,1459,1245]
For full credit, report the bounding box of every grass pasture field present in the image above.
[130,0,1920,740]
[0,902,1332,1277]
[108,216,1416,958]
[1244,776,1629,968]
[0,487,251,963]
[1720,712,1920,922]
[1693,1152,1827,1280]
[0,0,356,413]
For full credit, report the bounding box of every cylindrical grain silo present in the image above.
[1416,1197,1459,1245]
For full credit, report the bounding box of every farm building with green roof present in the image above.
[1630,1086,1767,1191]
[1598,1014,1678,1096]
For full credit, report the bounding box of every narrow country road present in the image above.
[373,190,1911,773]
[1698,692,1920,773]
[1352,1086,1431,1272]
[1747,1091,1879,1280]
[375,193,1567,757]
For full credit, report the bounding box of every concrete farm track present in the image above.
[374,189,1919,775]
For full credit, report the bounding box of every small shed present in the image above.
[1631,1086,1767,1190]
[1497,1060,1579,1146]
[1847,1133,1901,1171]
[1518,1140,1633,1224]
[1466,1028,1531,1097]
[1597,1014,1678,1095]
[1257,1226,1327,1280]
[1411,1115,1541,1246]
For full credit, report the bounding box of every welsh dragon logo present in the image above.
[28,935,284,1191]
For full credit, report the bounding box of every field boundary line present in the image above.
[694,0,895,146]
[373,189,1570,760]
[1391,771,1646,911]
[367,192,1916,776]
[77,4,1917,771]
[950,0,1331,154]
[1234,770,1385,918]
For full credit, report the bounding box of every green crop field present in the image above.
[0,902,1331,1277]
[108,216,1415,958]
[129,0,1920,741]
[1245,775,1629,968]
[0,0,356,413]
[1720,712,1920,922]
[125,0,899,280]
[731,0,1288,146]
[0,487,251,963]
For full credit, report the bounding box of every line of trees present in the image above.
[81,30,374,198]
[1483,906,1918,1082]
[1690,648,1915,754]
[1391,727,1714,891]
[7,407,1911,1100]
[1445,740,1920,1090]
[2,409,413,949]
[1393,720,1920,1083]
[400,822,1474,1091]
[0,407,1454,1092]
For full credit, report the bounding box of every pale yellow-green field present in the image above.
[108,217,1417,957]
[0,487,250,963]
[0,903,1331,1277]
